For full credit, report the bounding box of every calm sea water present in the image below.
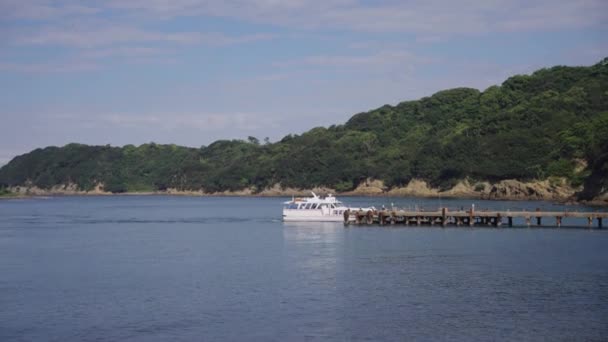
[1,196,607,341]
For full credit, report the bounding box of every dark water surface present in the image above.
[1,196,607,341]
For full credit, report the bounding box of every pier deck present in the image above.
[344,208,608,228]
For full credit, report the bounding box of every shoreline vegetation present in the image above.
[1,59,607,205]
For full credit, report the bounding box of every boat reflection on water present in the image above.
[282,221,345,231]
[282,221,343,278]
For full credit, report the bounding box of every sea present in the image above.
[1,196,607,341]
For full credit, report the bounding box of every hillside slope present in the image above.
[1,58,607,202]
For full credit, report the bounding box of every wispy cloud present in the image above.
[6,1,606,35]
[14,26,195,47]
[79,46,167,59]
[0,0,99,20]
[275,50,433,71]
[3,0,605,74]
[495,0,608,31]
[102,0,608,33]
[0,61,99,73]
[53,112,283,132]
[2,1,277,73]
[13,26,274,48]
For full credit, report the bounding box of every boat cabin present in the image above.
[283,201,342,210]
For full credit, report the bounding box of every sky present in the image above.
[1,0,607,165]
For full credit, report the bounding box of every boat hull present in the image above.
[282,209,347,222]
[282,214,345,222]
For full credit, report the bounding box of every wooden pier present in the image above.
[343,207,608,228]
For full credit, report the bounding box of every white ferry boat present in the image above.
[282,192,373,222]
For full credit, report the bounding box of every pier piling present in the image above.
[342,207,608,228]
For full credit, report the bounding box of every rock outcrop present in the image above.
[7,177,604,205]
[485,179,576,201]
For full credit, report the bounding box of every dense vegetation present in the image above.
[1,58,607,199]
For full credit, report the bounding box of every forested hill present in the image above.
[1,58,607,200]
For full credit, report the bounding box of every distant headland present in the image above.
[2,58,607,205]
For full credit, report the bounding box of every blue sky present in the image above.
[1,0,607,164]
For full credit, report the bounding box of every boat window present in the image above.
[311,203,318,209]
[330,204,335,209]
[288,203,298,209]
[298,203,305,209]
[304,203,312,209]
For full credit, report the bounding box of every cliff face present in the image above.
[577,153,608,204]
[9,183,109,196]
[485,179,577,201]
[350,178,579,202]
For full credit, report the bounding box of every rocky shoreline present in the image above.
[5,178,607,206]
